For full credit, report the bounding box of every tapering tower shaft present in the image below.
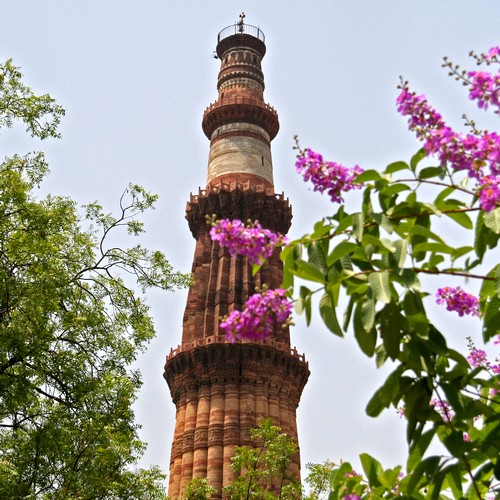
[203,21,279,189]
[164,18,309,499]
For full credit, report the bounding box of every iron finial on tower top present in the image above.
[238,12,246,32]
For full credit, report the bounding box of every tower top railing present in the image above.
[217,23,265,44]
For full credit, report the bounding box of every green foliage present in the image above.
[224,419,301,500]
[0,59,64,139]
[182,478,216,500]
[284,144,500,498]
[302,461,334,500]
[0,59,190,498]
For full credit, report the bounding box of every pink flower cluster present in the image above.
[468,348,488,367]
[467,70,500,112]
[483,46,500,63]
[210,219,288,265]
[479,176,500,212]
[396,83,500,212]
[396,87,500,178]
[430,398,454,422]
[220,288,293,342]
[295,149,364,203]
[436,286,479,317]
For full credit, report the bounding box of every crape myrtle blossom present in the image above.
[210,218,288,265]
[468,348,488,368]
[295,148,364,203]
[430,398,455,422]
[466,338,500,374]
[483,46,500,62]
[436,286,479,317]
[478,175,500,212]
[396,85,500,182]
[467,70,500,113]
[220,288,293,342]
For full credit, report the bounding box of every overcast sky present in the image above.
[1,0,498,480]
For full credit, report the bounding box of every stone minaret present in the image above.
[164,16,309,499]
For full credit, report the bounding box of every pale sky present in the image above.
[1,0,498,480]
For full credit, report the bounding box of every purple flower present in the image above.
[484,46,500,62]
[396,85,500,179]
[343,496,361,500]
[430,398,454,422]
[295,149,363,203]
[478,176,500,212]
[220,288,293,342]
[436,286,479,317]
[467,348,488,367]
[467,70,500,112]
[344,470,360,478]
[210,219,288,265]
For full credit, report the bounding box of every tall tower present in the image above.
[164,16,309,498]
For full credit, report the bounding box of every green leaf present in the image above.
[379,301,403,359]
[252,261,264,276]
[474,209,500,261]
[327,241,357,267]
[293,258,326,284]
[343,295,355,331]
[360,453,384,488]
[353,298,377,356]
[361,295,375,332]
[356,169,381,182]
[385,161,410,174]
[319,292,343,337]
[312,218,333,239]
[435,186,456,204]
[281,244,301,290]
[443,210,473,229]
[406,312,429,337]
[412,241,455,255]
[391,238,408,269]
[296,286,313,325]
[398,269,419,290]
[366,367,403,416]
[307,240,328,274]
[437,427,468,457]
[404,380,432,445]
[418,166,445,180]
[352,213,364,242]
[484,207,500,234]
[410,148,427,171]
[371,212,394,233]
[482,295,500,342]
[442,464,463,499]
[496,264,500,298]
[409,215,431,261]
[409,223,444,243]
[407,428,435,472]
[368,270,391,304]
[406,456,440,494]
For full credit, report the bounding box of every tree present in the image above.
[223,419,301,500]
[0,59,191,498]
[209,47,500,498]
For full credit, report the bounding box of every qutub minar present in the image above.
[163,15,309,498]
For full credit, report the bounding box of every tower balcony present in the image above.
[216,23,267,59]
[202,96,279,140]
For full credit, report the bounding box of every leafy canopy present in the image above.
[0,59,190,499]
[283,48,500,499]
